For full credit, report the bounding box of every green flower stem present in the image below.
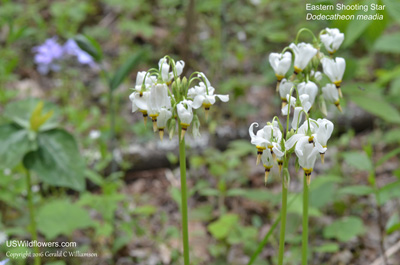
[178,123,190,265]
[277,178,288,265]
[26,169,41,265]
[302,173,309,265]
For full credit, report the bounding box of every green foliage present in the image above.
[23,129,86,191]
[36,200,94,240]
[0,124,34,169]
[74,34,103,62]
[109,50,147,91]
[342,151,373,172]
[208,214,239,240]
[323,216,365,242]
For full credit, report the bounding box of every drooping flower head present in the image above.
[320,28,344,54]
[322,84,341,112]
[321,57,346,97]
[289,42,317,74]
[269,52,292,82]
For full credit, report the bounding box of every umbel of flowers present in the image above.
[129,56,228,265]
[129,56,229,141]
[250,28,345,265]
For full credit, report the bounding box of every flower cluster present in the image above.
[129,56,229,141]
[250,28,344,185]
[32,37,96,75]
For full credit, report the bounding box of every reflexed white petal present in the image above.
[285,133,303,150]
[249,122,259,140]
[175,60,185,76]
[292,107,304,129]
[216,94,229,102]
[192,95,206,109]
[290,42,317,71]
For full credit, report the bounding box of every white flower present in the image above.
[0,259,9,265]
[158,58,185,84]
[321,57,346,97]
[322,84,341,112]
[177,100,194,140]
[298,81,318,106]
[296,142,319,185]
[314,118,334,163]
[249,122,284,165]
[175,60,185,76]
[148,84,171,131]
[129,90,151,125]
[289,42,317,74]
[320,28,344,54]
[134,71,156,91]
[311,70,322,81]
[89,130,101,140]
[261,150,274,184]
[279,79,294,108]
[189,83,229,114]
[285,120,317,156]
[157,107,172,141]
[269,52,292,81]
[282,94,312,129]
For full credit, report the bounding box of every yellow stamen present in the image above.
[278,160,283,173]
[294,66,302,75]
[320,153,325,164]
[140,110,148,127]
[281,98,287,109]
[149,114,159,132]
[334,100,342,112]
[334,81,343,98]
[256,146,266,165]
[203,103,212,120]
[263,165,272,185]
[180,123,190,141]
[159,128,164,141]
[304,168,313,185]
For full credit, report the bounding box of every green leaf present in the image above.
[382,0,400,23]
[343,6,373,47]
[338,185,374,196]
[74,34,103,62]
[314,243,340,253]
[37,199,93,240]
[0,124,33,169]
[374,33,400,54]
[386,213,400,235]
[208,214,239,240]
[23,129,86,191]
[378,180,400,205]
[351,94,400,124]
[109,50,146,91]
[4,98,60,131]
[323,216,365,242]
[133,205,157,216]
[342,151,373,172]
[376,147,400,167]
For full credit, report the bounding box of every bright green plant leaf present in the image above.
[208,214,239,240]
[133,205,157,216]
[23,129,86,191]
[343,8,373,47]
[386,213,400,235]
[109,50,146,91]
[351,94,400,124]
[0,124,33,169]
[4,98,60,131]
[376,147,400,167]
[323,216,365,242]
[383,0,400,22]
[378,180,400,205]
[338,185,374,196]
[374,33,400,54]
[74,34,103,62]
[342,151,373,172]
[314,243,340,253]
[37,200,93,240]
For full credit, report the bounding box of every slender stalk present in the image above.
[302,173,309,265]
[277,181,288,265]
[26,170,41,265]
[109,88,117,173]
[178,124,190,265]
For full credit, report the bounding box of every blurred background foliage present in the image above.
[0,0,400,264]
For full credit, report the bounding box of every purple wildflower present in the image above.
[32,37,64,75]
[63,39,96,68]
